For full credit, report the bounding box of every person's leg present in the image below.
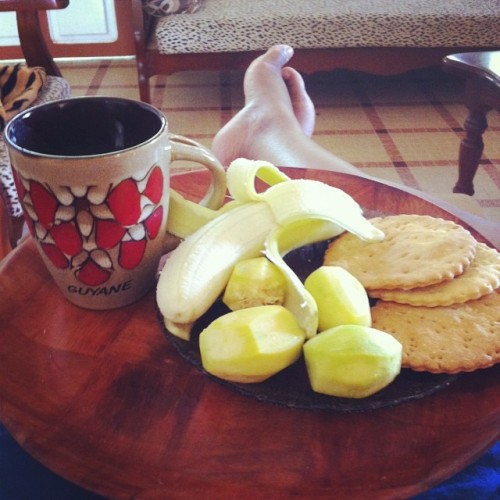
[212,45,358,174]
[212,45,499,248]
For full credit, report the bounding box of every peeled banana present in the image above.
[157,159,384,340]
[158,200,278,338]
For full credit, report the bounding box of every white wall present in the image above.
[0,0,117,47]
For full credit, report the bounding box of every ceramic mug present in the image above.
[5,96,226,310]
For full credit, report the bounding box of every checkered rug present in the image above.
[61,58,500,224]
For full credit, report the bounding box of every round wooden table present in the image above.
[0,169,498,499]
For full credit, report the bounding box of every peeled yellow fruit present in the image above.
[223,257,287,311]
[304,266,371,331]
[199,305,306,383]
[303,325,402,398]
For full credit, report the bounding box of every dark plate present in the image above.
[160,240,458,412]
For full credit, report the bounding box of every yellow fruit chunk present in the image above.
[303,325,402,398]
[304,266,371,331]
[199,305,306,383]
[223,257,287,311]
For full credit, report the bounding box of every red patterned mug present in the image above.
[5,96,226,309]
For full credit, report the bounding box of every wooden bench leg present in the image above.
[137,62,152,103]
[453,107,488,196]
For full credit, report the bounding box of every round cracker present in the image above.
[371,290,500,374]
[324,214,477,290]
[369,243,500,306]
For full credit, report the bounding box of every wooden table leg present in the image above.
[443,52,500,197]
[453,106,489,195]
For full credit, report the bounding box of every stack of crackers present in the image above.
[324,214,500,374]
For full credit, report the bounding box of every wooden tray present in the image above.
[0,168,498,499]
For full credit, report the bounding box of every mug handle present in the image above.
[169,133,226,210]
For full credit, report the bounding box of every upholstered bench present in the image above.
[132,0,500,102]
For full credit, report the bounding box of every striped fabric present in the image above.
[0,64,46,131]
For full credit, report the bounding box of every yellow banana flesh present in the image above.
[263,180,384,338]
[157,159,384,340]
[167,189,237,239]
[158,201,278,334]
[165,159,287,238]
[264,219,344,339]
[226,157,290,202]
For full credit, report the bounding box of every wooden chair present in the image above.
[443,51,500,196]
[0,0,71,260]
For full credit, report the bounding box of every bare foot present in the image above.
[212,45,315,166]
[282,66,315,137]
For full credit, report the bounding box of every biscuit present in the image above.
[324,214,477,290]
[371,290,500,373]
[369,243,500,306]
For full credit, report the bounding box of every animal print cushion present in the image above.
[0,73,71,217]
[142,0,203,17]
[0,64,45,132]
[153,0,500,54]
